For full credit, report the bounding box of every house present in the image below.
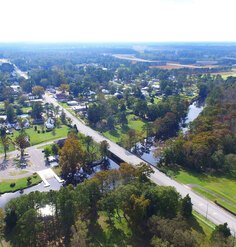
[14,119,30,130]
[55,93,68,102]
[25,99,43,107]
[10,84,21,93]
[114,92,123,99]
[45,117,55,129]
[67,100,78,106]
[101,89,110,94]
[72,105,87,112]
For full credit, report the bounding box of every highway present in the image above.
[45,93,236,234]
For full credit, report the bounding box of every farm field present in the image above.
[212,69,236,79]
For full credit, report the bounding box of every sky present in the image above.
[0,0,236,43]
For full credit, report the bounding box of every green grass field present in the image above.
[103,114,146,143]
[24,125,70,146]
[0,125,70,154]
[173,169,236,214]
[0,174,41,194]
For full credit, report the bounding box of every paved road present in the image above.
[45,94,236,233]
[0,138,63,179]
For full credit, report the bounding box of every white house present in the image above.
[45,117,55,129]
[67,101,78,106]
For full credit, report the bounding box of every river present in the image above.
[138,100,205,165]
[0,159,119,209]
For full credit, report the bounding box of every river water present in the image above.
[138,100,205,165]
[0,159,119,209]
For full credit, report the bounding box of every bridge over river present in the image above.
[44,93,236,234]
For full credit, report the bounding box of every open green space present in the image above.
[173,169,236,214]
[0,125,70,154]
[103,114,146,143]
[24,125,70,146]
[0,174,41,194]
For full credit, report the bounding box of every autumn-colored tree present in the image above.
[59,83,70,93]
[32,86,45,98]
[59,136,85,176]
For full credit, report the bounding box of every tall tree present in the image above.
[32,86,45,98]
[70,216,88,247]
[180,194,192,218]
[0,127,11,159]
[100,140,110,159]
[14,132,30,160]
[5,104,16,123]
[59,136,85,176]
[31,102,43,119]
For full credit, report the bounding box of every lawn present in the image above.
[25,125,70,146]
[0,125,70,154]
[173,169,236,214]
[103,114,146,144]
[0,174,41,194]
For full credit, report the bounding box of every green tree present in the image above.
[14,209,42,247]
[14,132,30,160]
[31,102,43,119]
[6,104,16,123]
[100,140,110,159]
[0,127,11,159]
[181,194,192,218]
[44,147,51,161]
[0,208,5,241]
[51,143,59,155]
[71,216,88,247]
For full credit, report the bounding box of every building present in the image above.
[45,117,55,129]
[67,100,78,106]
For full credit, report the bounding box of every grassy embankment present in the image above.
[173,169,236,214]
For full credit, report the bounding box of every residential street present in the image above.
[44,93,236,234]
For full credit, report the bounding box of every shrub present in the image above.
[27,177,32,185]
[10,183,16,188]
